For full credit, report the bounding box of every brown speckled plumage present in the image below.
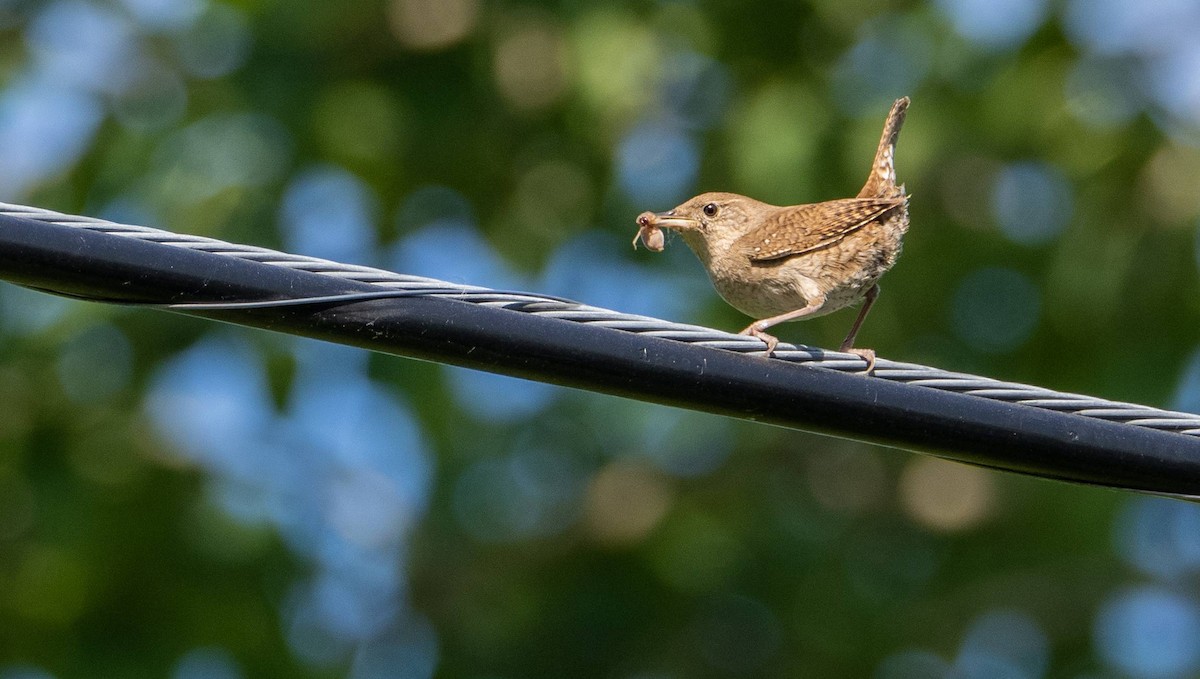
[634,97,911,372]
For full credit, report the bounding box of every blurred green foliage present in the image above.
[1,0,1200,677]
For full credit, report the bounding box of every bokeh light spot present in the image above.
[453,450,583,543]
[729,82,828,203]
[27,0,137,93]
[0,77,102,197]
[284,359,431,526]
[387,0,478,52]
[957,609,1049,679]
[1141,145,1200,225]
[312,82,407,165]
[394,185,474,233]
[305,569,397,642]
[1062,0,1200,131]
[935,0,1048,50]
[145,334,274,476]
[493,16,569,113]
[509,159,595,237]
[172,3,251,79]
[1145,40,1200,124]
[11,545,89,624]
[327,469,416,549]
[951,267,1041,354]
[659,51,731,130]
[649,512,741,592]
[1062,0,1198,56]
[285,586,356,668]
[1095,586,1200,679]
[1065,58,1144,128]
[540,231,707,322]
[616,119,698,207]
[571,10,659,123]
[628,407,732,478]
[1114,496,1200,581]
[0,283,75,336]
[151,112,292,203]
[583,460,674,547]
[119,0,204,32]
[991,162,1074,245]
[833,15,933,113]
[280,165,379,264]
[1173,346,1200,415]
[349,616,438,679]
[392,217,525,291]
[111,59,188,132]
[806,446,887,515]
[445,368,560,424]
[900,457,997,532]
[172,647,243,679]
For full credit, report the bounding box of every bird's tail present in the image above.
[858,97,909,199]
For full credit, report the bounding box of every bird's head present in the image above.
[634,192,771,253]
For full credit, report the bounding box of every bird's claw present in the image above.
[739,324,778,357]
[844,347,876,375]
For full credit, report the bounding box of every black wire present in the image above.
[165,289,478,310]
[19,285,584,311]
[6,211,1200,497]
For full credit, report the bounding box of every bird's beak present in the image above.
[637,210,698,231]
[634,210,699,252]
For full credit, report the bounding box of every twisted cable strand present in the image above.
[5,201,1199,437]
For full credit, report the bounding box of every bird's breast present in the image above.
[705,254,828,319]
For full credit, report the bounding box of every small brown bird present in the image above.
[633,97,911,372]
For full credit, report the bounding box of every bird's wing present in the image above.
[736,197,906,262]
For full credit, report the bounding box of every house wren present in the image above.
[633,97,911,372]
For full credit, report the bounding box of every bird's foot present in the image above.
[739,323,779,357]
[842,347,876,375]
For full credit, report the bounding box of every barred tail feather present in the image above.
[859,97,909,199]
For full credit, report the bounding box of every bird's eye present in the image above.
[702,203,718,217]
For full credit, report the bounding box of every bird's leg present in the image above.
[738,295,827,357]
[838,284,880,373]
